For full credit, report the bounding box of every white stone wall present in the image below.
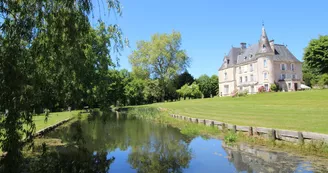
[219,67,236,96]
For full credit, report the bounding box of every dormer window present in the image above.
[250,54,253,58]
[224,72,227,80]
[227,59,230,64]
[244,56,247,61]
[263,44,266,48]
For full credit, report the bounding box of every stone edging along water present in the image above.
[170,114,328,144]
[33,117,73,137]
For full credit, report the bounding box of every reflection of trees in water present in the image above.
[26,114,114,173]
[127,131,191,173]
[44,112,192,172]
[222,143,303,173]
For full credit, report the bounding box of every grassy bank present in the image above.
[33,110,81,131]
[127,108,328,158]
[145,90,328,134]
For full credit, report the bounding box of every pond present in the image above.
[45,112,328,173]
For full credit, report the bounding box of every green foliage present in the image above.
[124,77,146,105]
[173,71,195,89]
[176,83,202,99]
[303,35,328,75]
[224,132,237,144]
[270,83,279,92]
[129,31,190,101]
[0,0,124,171]
[143,79,161,104]
[196,74,219,98]
[318,74,328,88]
[210,75,219,97]
[303,35,328,86]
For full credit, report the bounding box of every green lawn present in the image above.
[33,111,80,131]
[150,90,328,134]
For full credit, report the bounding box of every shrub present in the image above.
[270,83,279,92]
[258,86,265,93]
[224,132,237,144]
[318,74,328,89]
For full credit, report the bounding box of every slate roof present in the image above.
[219,43,301,70]
[219,47,241,70]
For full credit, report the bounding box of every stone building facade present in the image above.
[218,26,302,96]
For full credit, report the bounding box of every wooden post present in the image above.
[195,118,199,123]
[248,127,253,136]
[270,129,276,141]
[298,132,304,145]
[222,123,226,131]
[232,125,237,133]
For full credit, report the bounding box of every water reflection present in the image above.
[46,112,192,173]
[38,112,328,173]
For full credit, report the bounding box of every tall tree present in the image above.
[303,35,328,85]
[210,75,219,97]
[196,74,219,98]
[196,75,211,98]
[129,31,190,101]
[0,0,124,171]
[173,71,195,89]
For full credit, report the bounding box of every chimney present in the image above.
[270,40,275,53]
[240,42,247,49]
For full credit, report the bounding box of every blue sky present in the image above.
[95,0,328,78]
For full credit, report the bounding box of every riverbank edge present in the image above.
[33,117,74,138]
[168,113,328,144]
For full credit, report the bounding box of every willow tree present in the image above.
[0,0,124,172]
[129,31,190,101]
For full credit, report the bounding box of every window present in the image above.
[227,59,230,64]
[280,74,286,80]
[250,74,254,81]
[249,64,253,71]
[264,72,267,79]
[288,83,291,89]
[239,67,242,74]
[239,87,242,91]
[250,54,253,59]
[292,74,297,79]
[244,66,247,73]
[224,72,227,80]
[264,59,267,67]
[244,56,247,61]
[291,64,295,71]
[264,84,269,91]
[245,76,248,82]
[239,77,242,83]
[224,85,229,94]
[281,63,286,71]
[251,86,254,93]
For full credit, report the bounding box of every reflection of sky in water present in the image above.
[295,162,313,173]
[183,137,238,173]
[106,136,321,173]
[107,147,136,173]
